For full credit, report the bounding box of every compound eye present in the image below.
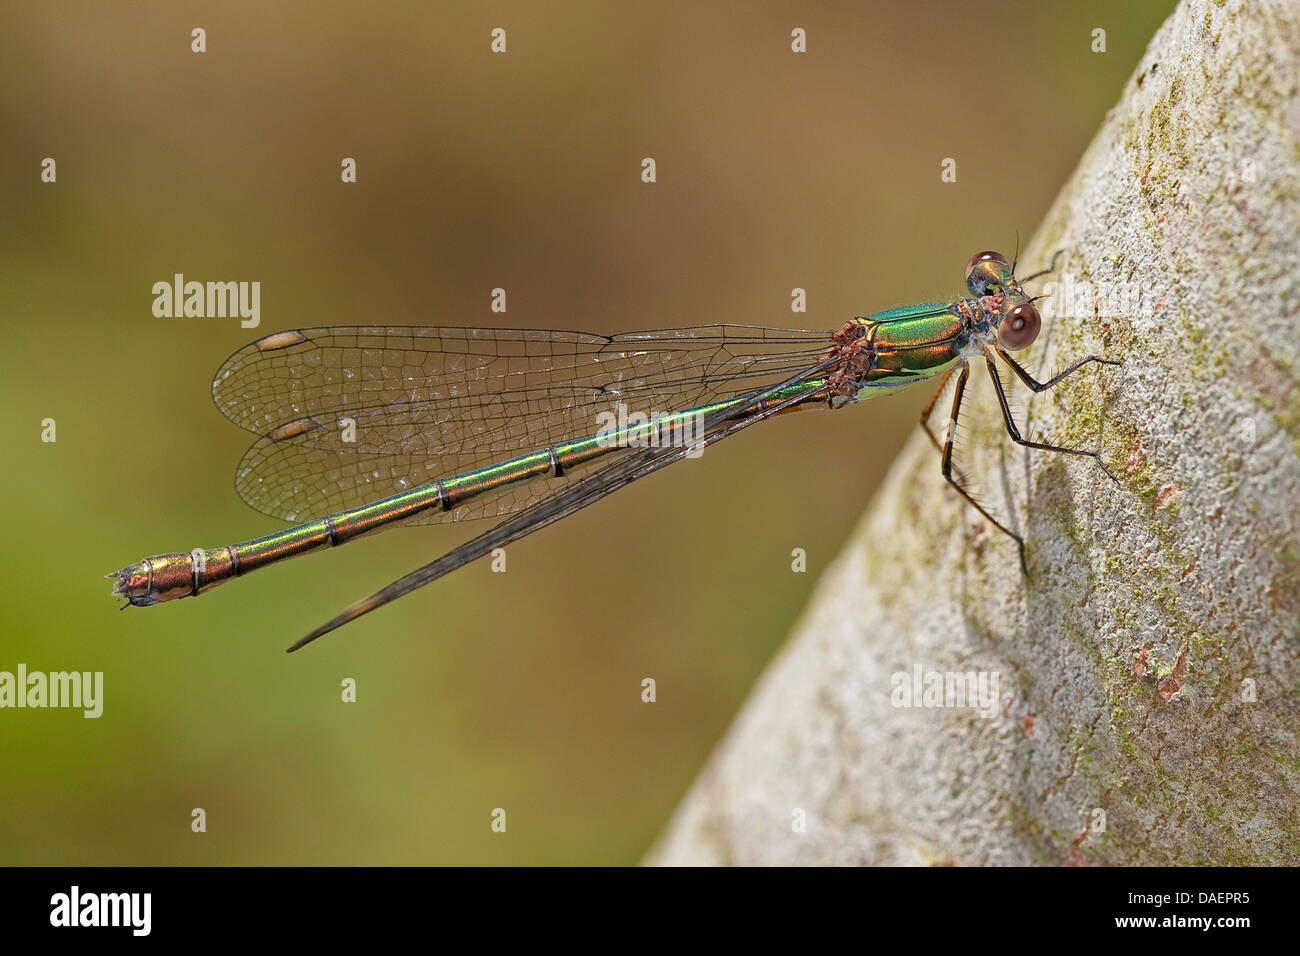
[965,250,1010,295]
[999,302,1041,350]
[965,250,1008,276]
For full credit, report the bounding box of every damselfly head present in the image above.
[967,250,1039,349]
[964,250,1013,296]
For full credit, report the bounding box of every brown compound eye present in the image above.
[965,251,1010,295]
[965,250,1008,276]
[999,302,1041,350]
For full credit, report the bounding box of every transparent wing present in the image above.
[212,325,832,523]
[288,353,841,650]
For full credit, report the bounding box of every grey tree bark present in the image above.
[649,0,1300,866]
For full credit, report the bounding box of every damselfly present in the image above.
[110,251,1118,651]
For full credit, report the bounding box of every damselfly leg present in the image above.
[994,345,1122,395]
[924,346,1120,574]
[1016,249,1066,285]
[937,363,1031,572]
[983,352,1120,482]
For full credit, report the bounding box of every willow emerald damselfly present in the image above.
[111,251,1118,651]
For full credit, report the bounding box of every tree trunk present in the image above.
[648,0,1300,866]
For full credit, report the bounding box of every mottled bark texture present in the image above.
[650,0,1300,866]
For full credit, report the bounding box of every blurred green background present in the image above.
[0,0,1174,864]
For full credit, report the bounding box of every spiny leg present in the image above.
[939,362,1028,574]
[994,344,1120,393]
[984,353,1119,482]
[1017,249,1065,285]
[919,366,957,455]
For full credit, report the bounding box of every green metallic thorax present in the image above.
[856,301,966,381]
